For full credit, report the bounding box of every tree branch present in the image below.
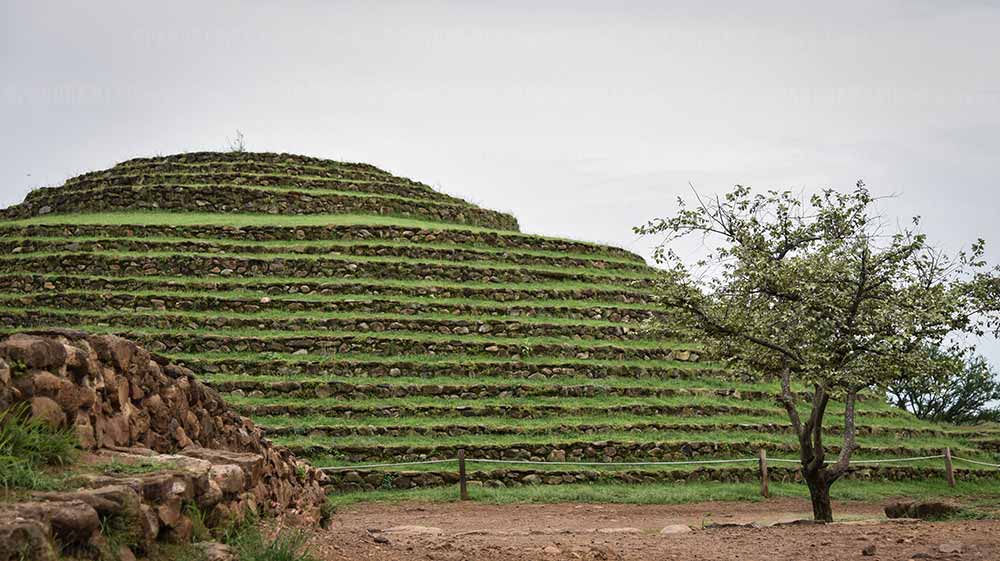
[829,388,859,478]
[805,385,830,472]
[683,302,802,364]
[779,363,803,438]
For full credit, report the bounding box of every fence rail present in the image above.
[319,453,999,471]
[319,447,1000,499]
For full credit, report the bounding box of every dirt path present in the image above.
[309,499,1000,561]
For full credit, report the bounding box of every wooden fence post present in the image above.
[944,447,955,488]
[458,449,469,500]
[759,448,769,498]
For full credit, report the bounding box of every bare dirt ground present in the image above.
[309,499,1000,561]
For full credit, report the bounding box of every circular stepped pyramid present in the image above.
[1,152,997,493]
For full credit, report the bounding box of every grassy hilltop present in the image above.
[1,152,997,497]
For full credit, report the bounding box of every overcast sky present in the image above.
[2,1,999,362]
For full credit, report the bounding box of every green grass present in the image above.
[68,169,427,188]
[86,158,381,175]
[251,411,948,433]
[0,288,663,314]
[0,211,632,255]
[29,180,474,210]
[226,393,902,415]
[0,250,659,282]
[204,375,881,414]
[325,479,1000,511]
[161,350,719,371]
[194,182,438,204]
[0,210,495,230]
[204,373,773,392]
[229,527,317,561]
[0,324,700,353]
[271,428,986,455]
[0,235,644,266]
[256,412,991,449]
[229,393,780,410]
[0,404,78,491]
[87,157,394,175]
[95,457,178,476]
[0,303,664,330]
[165,348,727,380]
[208,508,320,561]
[313,452,1000,472]
[0,271,656,297]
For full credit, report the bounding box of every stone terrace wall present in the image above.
[0,239,645,272]
[0,274,654,305]
[58,173,455,202]
[0,223,645,262]
[4,184,520,231]
[0,330,326,520]
[116,151,389,171]
[0,254,652,286]
[325,465,1000,494]
[70,160,399,184]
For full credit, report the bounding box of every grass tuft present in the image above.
[228,526,317,561]
[98,457,177,476]
[0,403,78,490]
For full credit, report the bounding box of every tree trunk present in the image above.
[804,470,834,522]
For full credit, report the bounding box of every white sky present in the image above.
[2,0,999,363]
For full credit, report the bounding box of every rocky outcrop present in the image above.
[0,331,326,560]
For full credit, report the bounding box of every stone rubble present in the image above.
[0,331,326,560]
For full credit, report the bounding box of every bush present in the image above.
[0,403,78,490]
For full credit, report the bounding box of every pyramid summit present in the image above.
[2,151,520,230]
[0,151,995,491]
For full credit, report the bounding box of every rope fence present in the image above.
[953,456,1000,468]
[321,459,458,470]
[446,457,763,467]
[319,447,1000,499]
[319,452,999,471]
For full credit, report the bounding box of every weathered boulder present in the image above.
[0,500,101,546]
[138,504,160,544]
[210,463,246,495]
[0,334,67,370]
[30,395,65,427]
[0,515,55,561]
[30,370,64,394]
[32,485,140,517]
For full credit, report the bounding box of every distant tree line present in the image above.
[888,348,1000,424]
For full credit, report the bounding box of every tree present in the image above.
[888,349,1000,424]
[636,184,999,522]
